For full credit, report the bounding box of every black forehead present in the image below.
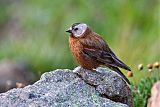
[72,23,81,28]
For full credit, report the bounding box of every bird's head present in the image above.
[66,23,91,37]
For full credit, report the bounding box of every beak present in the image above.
[66,27,72,33]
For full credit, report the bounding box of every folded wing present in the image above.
[83,47,131,71]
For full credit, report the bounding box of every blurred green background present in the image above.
[0,0,159,83]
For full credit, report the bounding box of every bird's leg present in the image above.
[73,66,82,73]
[93,68,97,71]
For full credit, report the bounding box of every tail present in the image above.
[109,66,130,84]
[109,49,131,71]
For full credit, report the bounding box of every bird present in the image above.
[66,23,131,84]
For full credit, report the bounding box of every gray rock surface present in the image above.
[0,67,132,107]
[74,66,133,107]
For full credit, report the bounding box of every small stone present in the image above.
[16,82,25,88]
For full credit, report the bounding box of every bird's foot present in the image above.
[73,66,82,73]
[93,68,97,71]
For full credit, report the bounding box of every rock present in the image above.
[74,66,133,107]
[0,67,132,107]
[147,81,160,107]
[0,60,35,93]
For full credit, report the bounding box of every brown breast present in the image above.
[69,35,99,70]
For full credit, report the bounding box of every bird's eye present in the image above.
[74,28,78,31]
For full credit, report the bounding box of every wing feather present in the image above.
[80,33,131,71]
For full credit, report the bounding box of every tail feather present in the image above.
[108,66,130,84]
[109,49,131,71]
[112,56,131,71]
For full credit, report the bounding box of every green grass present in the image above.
[131,68,160,107]
[0,1,159,106]
[131,78,152,107]
[0,0,159,77]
